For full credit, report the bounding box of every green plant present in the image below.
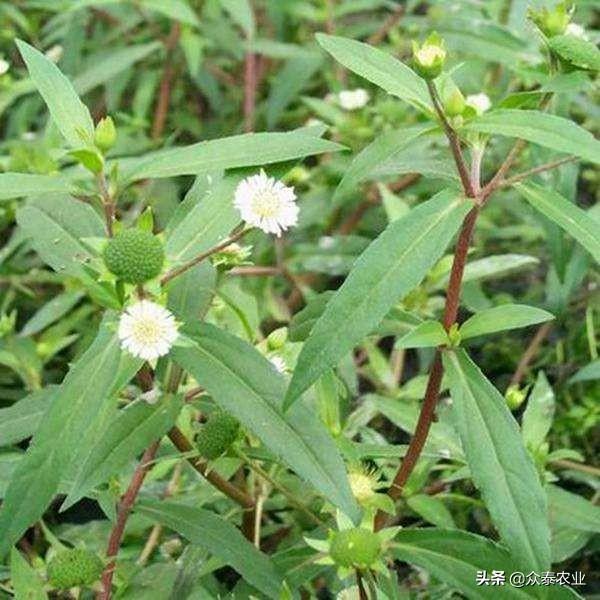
[0,1,597,599]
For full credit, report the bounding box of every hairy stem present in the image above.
[496,155,577,189]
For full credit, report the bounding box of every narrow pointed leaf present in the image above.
[521,372,555,450]
[119,132,346,182]
[286,190,472,407]
[16,39,94,147]
[63,395,184,509]
[459,304,554,340]
[443,349,551,571]
[172,323,360,521]
[0,173,72,201]
[0,320,128,557]
[516,183,600,263]
[10,548,47,600]
[137,500,283,599]
[396,320,449,349]
[464,110,600,164]
[316,33,431,113]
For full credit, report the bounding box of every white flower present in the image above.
[45,45,63,63]
[337,88,370,111]
[0,59,9,76]
[118,300,178,361]
[269,355,287,374]
[140,387,161,405]
[566,23,588,40]
[234,169,299,236]
[466,93,491,115]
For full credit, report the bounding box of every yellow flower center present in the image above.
[416,45,445,66]
[349,472,375,502]
[132,319,162,345]
[252,189,282,218]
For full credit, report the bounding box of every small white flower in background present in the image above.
[466,93,491,115]
[234,169,299,236]
[337,88,370,111]
[118,300,178,361]
[45,44,63,63]
[566,23,588,40]
[269,355,287,374]
[0,59,9,76]
[21,131,36,141]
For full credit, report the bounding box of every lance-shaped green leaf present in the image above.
[333,124,440,201]
[522,372,555,450]
[172,323,360,521]
[548,485,600,534]
[286,190,472,407]
[516,183,600,263]
[390,529,577,600]
[0,173,73,201]
[396,320,449,349]
[62,395,184,510]
[165,174,241,263]
[136,500,283,599]
[0,387,56,447]
[316,34,431,113]
[464,110,600,164]
[16,39,94,147]
[0,320,128,557]
[443,349,551,571]
[119,132,345,182]
[569,359,600,384]
[459,304,555,340]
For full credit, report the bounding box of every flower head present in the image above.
[269,355,287,374]
[234,169,299,236]
[337,88,370,111]
[412,32,446,79]
[0,59,9,76]
[118,300,178,361]
[466,92,491,115]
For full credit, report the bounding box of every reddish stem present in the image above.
[98,441,160,600]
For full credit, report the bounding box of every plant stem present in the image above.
[367,4,405,45]
[376,207,479,531]
[98,441,160,600]
[509,322,553,388]
[167,426,254,509]
[497,156,577,189]
[96,172,114,237]
[426,81,476,198]
[160,227,249,285]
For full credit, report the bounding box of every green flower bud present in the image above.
[47,548,104,589]
[443,88,466,117]
[196,410,240,460]
[528,2,573,37]
[505,384,527,410]
[103,229,164,284]
[412,32,446,79]
[267,327,288,350]
[330,528,382,569]
[94,116,117,152]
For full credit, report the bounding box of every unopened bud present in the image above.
[412,32,446,79]
[444,88,466,117]
[528,2,573,37]
[94,116,117,152]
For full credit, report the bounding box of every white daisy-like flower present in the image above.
[566,23,588,40]
[118,300,178,361]
[234,169,299,236]
[466,92,491,115]
[269,355,287,374]
[337,88,370,111]
[0,59,9,76]
[140,386,161,405]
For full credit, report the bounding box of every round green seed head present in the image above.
[196,410,240,460]
[103,228,164,284]
[47,548,104,589]
[329,528,381,569]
